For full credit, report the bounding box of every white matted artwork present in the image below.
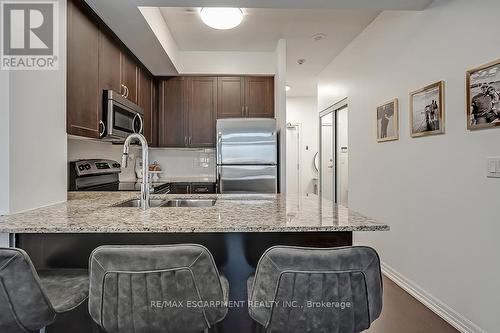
[410,81,445,138]
[376,98,399,142]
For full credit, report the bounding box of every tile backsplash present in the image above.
[149,148,215,179]
[68,138,215,181]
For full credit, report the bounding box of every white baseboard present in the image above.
[381,262,487,333]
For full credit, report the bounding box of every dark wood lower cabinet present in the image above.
[169,183,216,194]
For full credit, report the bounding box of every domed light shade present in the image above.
[200,8,243,30]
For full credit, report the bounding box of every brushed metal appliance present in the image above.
[68,159,170,194]
[101,90,144,141]
[216,118,278,194]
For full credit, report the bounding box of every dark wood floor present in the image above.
[366,277,459,333]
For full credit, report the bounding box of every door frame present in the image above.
[286,122,302,196]
[319,98,348,203]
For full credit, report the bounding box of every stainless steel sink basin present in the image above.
[111,198,217,208]
[112,199,166,208]
[162,199,217,207]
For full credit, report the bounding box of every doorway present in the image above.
[319,99,349,206]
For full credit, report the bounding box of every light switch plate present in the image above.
[487,157,500,178]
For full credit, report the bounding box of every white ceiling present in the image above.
[159,8,379,96]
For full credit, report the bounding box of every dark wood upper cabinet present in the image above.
[121,52,138,103]
[159,78,187,147]
[139,68,154,145]
[217,77,245,118]
[98,28,121,95]
[67,0,157,140]
[187,77,217,147]
[67,0,100,138]
[245,76,274,118]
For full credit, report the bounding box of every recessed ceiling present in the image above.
[159,7,380,96]
[85,0,432,95]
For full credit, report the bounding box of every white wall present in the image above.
[318,1,499,332]
[6,0,67,214]
[286,97,319,195]
[0,70,9,215]
[178,51,276,75]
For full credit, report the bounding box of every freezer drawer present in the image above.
[218,165,277,194]
[217,118,277,165]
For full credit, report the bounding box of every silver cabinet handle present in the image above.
[120,84,126,96]
[124,85,129,98]
[184,136,188,146]
[242,105,245,116]
[189,136,192,145]
[99,120,105,137]
[246,106,249,117]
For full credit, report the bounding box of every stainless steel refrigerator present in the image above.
[216,118,278,194]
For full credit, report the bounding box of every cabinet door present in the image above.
[67,0,100,138]
[187,77,217,147]
[245,76,275,118]
[98,29,121,95]
[121,52,137,103]
[138,68,153,144]
[151,80,159,147]
[159,78,187,147]
[217,77,244,118]
[191,184,216,194]
[169,184,190,194]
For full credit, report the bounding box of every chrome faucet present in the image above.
[121,133,150,210]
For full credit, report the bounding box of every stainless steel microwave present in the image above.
[102,90,144,141]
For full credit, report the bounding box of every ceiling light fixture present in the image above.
[200,8,243,30]
[285,85,292,92]
[312,33,327,41]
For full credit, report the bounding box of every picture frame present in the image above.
[466,58,500,130]
[376,98,399,142]
[410,81,445,138]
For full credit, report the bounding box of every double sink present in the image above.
[113,198,217,208]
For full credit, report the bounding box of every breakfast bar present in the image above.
[0,193,388,332]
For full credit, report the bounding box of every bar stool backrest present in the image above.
[89,244,227,333]
[0,248,56,333]
[249,246,383,333]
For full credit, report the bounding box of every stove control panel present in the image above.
[72,159,121,177]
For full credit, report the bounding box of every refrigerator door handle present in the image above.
[217,131,223,164]
[217,165,223,193]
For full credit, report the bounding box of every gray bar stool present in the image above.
[0,248,89,333]
[89,244,229,333]
[247,246,383,333]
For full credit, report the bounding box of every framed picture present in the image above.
[410,81,445,137]
[376,98,399,142]
[466,59,500,130]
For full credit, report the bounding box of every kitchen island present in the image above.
[0,193,388,332]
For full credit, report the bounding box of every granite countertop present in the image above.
[0,193,389,233]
